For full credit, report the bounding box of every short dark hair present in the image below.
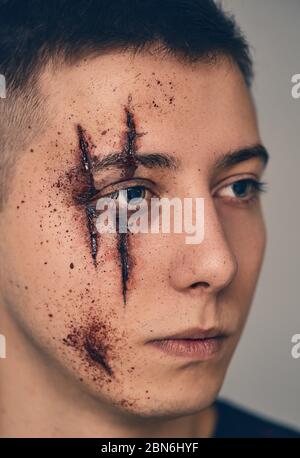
[0,0,253,90]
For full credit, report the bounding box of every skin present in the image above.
[0,49,267,437]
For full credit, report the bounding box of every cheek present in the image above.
[2,195,136,388]
[1,155,134,369]
[236,212,266,283]
[116,231,178,322]
[220,204,266,275]
[220,206,266,322]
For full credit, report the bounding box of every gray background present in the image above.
[219,0,300,429]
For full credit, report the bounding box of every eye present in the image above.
[89,182,156,215]
[215,178,266,204]
[93,184,154,224]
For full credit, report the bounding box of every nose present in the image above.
[169,196,237,294]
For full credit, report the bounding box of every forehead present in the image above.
[41,51,259,167]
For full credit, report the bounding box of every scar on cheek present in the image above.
[63,321,114,377]
[76,124,99,266]
[118,232,130,305]
[84,334,113,376]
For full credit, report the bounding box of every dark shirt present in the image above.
[213,398,300,438]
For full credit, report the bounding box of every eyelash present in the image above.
[214,178,267,206]
[88,182,155,208]
[103,185,151,202]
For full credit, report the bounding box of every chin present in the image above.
[112,395,216,421]
[93,377,223,421]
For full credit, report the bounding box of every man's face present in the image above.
[0,51,266,417]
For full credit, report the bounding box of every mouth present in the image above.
[148,327,228,360]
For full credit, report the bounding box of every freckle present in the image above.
[70,262,74,269]
[101,130,108,135]
[24,286,28,290]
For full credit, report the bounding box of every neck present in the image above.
[0,304,216,438]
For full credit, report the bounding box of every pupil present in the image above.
[127,186,144,201]
[233,180,249,197]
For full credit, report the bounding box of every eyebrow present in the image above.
[214,144,269,171]
[90,144,268,174]
[91,151,179,172]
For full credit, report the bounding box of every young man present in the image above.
[0,0,299,437]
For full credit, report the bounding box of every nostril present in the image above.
[190,281,210,289]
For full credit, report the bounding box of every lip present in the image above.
[148,327,227,360]
[161,326,225,340]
